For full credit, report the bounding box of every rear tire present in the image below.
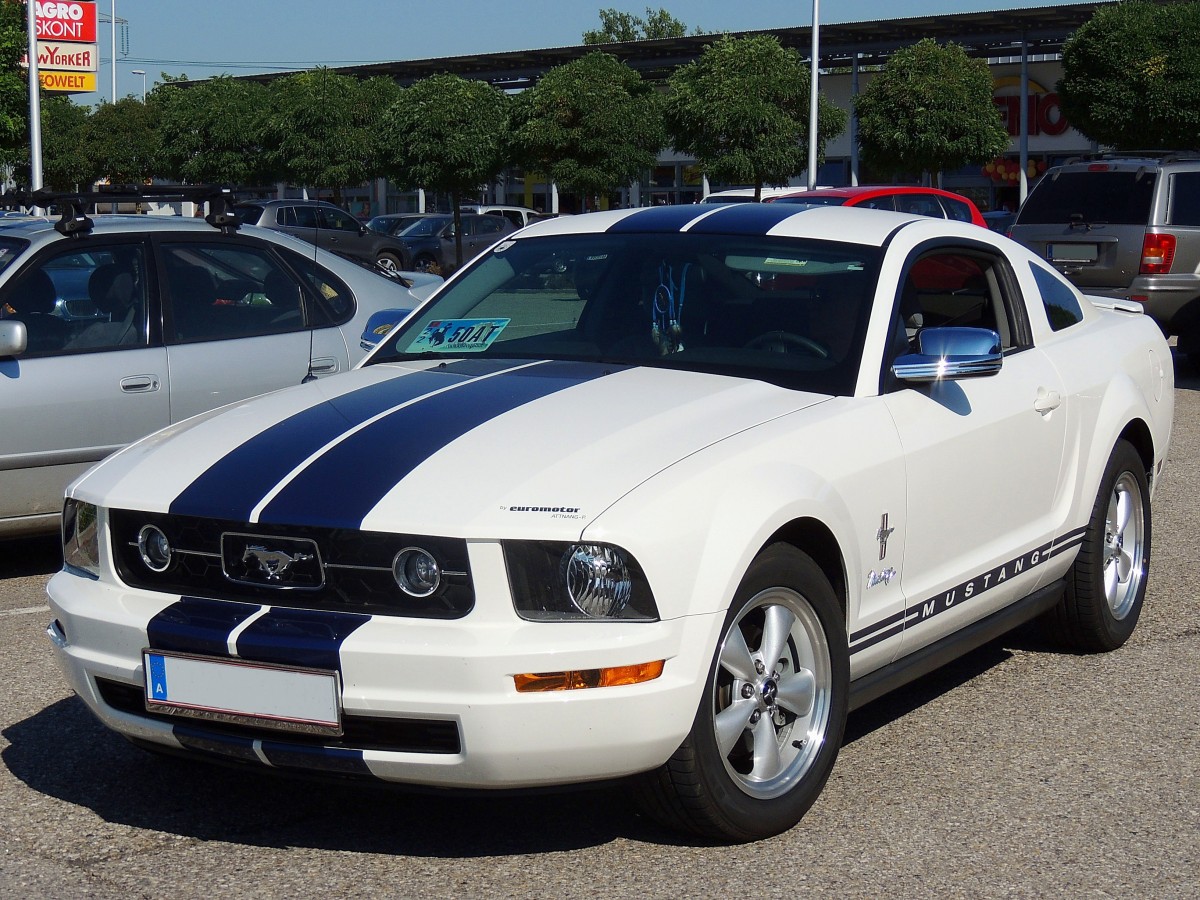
[635,544,848,842]
[1046,440,1150,651]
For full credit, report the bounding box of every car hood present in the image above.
[77,359,829,538]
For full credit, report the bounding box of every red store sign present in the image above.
[34,1,97,44]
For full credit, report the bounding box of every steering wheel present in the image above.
[744,330,829,358]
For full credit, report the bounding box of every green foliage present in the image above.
[156,76,272,184]
[854,39,1009,179]
[582,6,694,44]
[510,51,665,201]
[40,97,94,190]
[260,69,398,199]
[665,35,846,197]
[1058,1,1200,150]
[380,73,510,267]
[0,0,29,157]
[84,97,163,185]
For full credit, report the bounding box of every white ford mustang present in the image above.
[46,204,1174,841]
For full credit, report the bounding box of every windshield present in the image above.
[398,217,449,237]
[370,232,881,395]
[1016,170,1156,225]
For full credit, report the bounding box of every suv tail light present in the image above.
[1140,233,1176,274]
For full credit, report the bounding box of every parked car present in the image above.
[1008,153,1200,369]
[769,185,988,226]
[396,213,517,272]
[459,205,548,229]
[0,197,436,538]
[700,187,804,203]
[364,213,435,237]
[234,199,414,273]
[46,203,1172,843]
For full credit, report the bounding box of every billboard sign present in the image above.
[36,41,97,72]
[34,1,98,43]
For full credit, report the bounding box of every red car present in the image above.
[767,185,988,227]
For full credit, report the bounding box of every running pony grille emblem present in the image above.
[221,533,323,589]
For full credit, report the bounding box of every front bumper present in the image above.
[46,566,722,789]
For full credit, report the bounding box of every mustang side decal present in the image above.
[850,526,1089,655]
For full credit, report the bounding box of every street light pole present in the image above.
[132,69,146,102]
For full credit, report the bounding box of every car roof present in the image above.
[513,202,965,247]
[773,185,968,201]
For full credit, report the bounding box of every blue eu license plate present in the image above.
[143,650,342,736]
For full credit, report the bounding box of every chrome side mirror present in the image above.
[0,320,28,357]
[892,326,1003,382]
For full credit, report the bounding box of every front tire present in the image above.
[375,251,402,273]
[1048,439,1150,651]
[636,544,848,842]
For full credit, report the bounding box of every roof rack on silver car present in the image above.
[1063,151,1200,165]
[0,185,240,237]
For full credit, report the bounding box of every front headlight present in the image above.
[63,499,101,579]
[504,541,659,622]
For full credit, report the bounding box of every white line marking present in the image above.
[1,605,50,618]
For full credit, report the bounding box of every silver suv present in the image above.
[1010,154,1200,368]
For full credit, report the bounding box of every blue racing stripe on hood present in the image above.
[689,203,810,234]
[169,359,520,522]
[258,360,619,529]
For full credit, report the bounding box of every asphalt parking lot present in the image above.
[2,358,1197,899]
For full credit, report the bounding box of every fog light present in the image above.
[137,524,173,573]
[393,547,441,597]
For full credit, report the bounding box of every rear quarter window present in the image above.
[1029,262,1084,331]
[1167,172,1200,226]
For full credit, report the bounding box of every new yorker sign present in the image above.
[33,1,98,94]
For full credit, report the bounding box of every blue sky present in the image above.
[69,0,1099,106]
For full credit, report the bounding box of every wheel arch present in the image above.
[763,518,849,627]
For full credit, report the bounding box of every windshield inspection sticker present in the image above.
[406,318,510,353]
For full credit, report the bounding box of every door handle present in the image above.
[308,357,339,375]
[120,374,160,393]
[1034,388,1062,414]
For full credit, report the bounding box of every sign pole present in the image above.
[26,0,43,192]
[807,0,819,191]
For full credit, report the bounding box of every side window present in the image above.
[1,245,149,356]
[1029,262,1084,331]
[276,247,356,327]
[897,194,945,218]
[1167,172,1200,226]
[322,208,361,232]
[858,195,897,211]
[477,216,505,235]
[900,248,1020,351]
[940,196,974,223]
[501,211,523,228]
[163,243,307,343]
[291,206,319,229]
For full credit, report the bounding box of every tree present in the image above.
[40,96,95,190]
[260,69,399,202]
[156,76,272,185]
[1058,1,1200,150]
[665,34,846,200]
[84,97,162,185]
[854,39,1009,182]
[0,0,28,171]
[510,52,665,211]
[379,73,509,269]
[582,7,694,44]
